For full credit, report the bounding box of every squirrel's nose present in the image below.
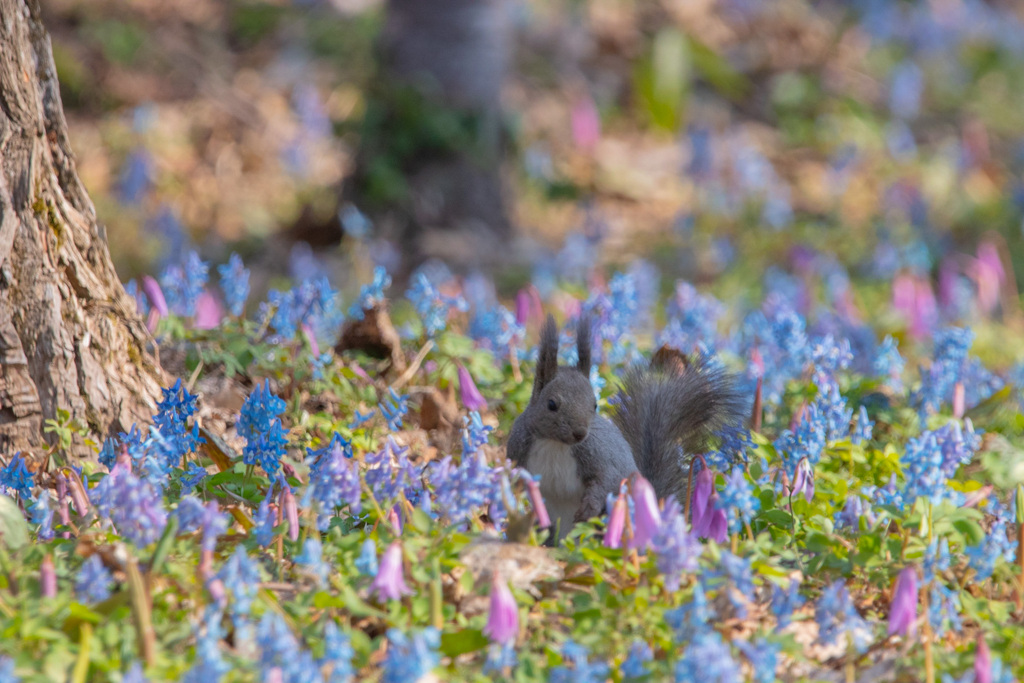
[572,428,587,443]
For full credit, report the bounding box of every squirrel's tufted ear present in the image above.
[576,314,592,376]
[532,314,559,401]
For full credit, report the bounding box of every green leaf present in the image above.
[757,509,794,527]
[952,519,986,546]
[440,628,489,657]
[0,494,28,550]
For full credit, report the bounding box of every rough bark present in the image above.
[0,0,164,459]
[347,0,513,277]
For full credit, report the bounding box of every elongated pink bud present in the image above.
[55,473,71,539]
[604,492,627,549]
[952,382,965,419]
[975,634,992,683]
[41,555,57,598]
[522,474,551,528]
[302,324,320,357]
[65,469,89,517]
[629,476,662,550]
[457,364,487,412]
[483,571,518,645]
[370,542,413,601]
[281,486,299,542]
[141,276,168,317]
[887,566,918,636]
[690,467,714,530]
[388,504,403,536]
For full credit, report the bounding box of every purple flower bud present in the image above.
[522,474,551,528]
[457,364,487,412]
[952,382,965,420]
[604,492,627,549]
[388,505,403,536]
[887,566,918,637]
[41,555,56,598]
[55,473,71,539]
[629,476,662,551]
[370,542,413,601]
[690,467,714,530]
[141,276,169,317]
[693,491,728,543]
[975,635,992,683]
[483,572,518,645]
[281,486,299,542]
[65,469,90,517]
[792,457,814,503]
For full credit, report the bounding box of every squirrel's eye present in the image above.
[547,399,558,411]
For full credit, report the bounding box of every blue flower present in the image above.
[355,539,378,577]
[658,282,724,353]
[674,631,740,683]
[378,388,409,431]
[770,580,804,630]
[239,380,289,477]
[29,491,54,541]
[295,538,329,586]
[405,272,467,338]
[118,147,153,205]
[254,489,276,548]
[76,555,113,604]
[715,551,756,618]
[620,641,653,680]
[161,250,209,318]
[381,627,441,683]
[153,379,204,465]
[0,655,17,683]
[348,266,391,320]
[928,584,962,637]
[217,547,261,616]
[306,434,362,529]
[322,621,354,683]
[484,643,518,674]
[469,305,525,361]
[0,454,33,500]
[716,466,760,535]
[89,466,167,547]
[217,253,250,317]
[815,581,870,653]
[851,406,874,445]
[666,581,713,640]
[182,608,230,683]
[550,640,610,683]
[651,498,701,591]
[923,538,951,584]
[912,327,974,420]
[461,411,492,456]
[890,60,924,120]
[774,405,826,478]
[966,517,1016,581]
[429,452,504,529]
[181,462,207,494]
[735,639,780,683]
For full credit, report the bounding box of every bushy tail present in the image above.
[612,352,748,502]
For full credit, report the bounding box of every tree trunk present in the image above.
[0,0,164,459]
[347,0,513,277]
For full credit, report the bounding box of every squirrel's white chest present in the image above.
[526,439,584,533]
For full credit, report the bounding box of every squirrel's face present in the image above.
[531,369,597,445]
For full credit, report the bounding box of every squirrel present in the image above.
[507,314,747,540]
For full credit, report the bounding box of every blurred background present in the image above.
[43,0,1024,337]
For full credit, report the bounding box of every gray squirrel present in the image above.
[507,314,747,539]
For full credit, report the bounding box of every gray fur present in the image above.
[509,313,746,539]
[612,355,747,502]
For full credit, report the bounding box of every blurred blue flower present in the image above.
[118,147,153,205]
[815,580,870,653]
[674,630,740,683]
[89,466,167,547]
[348,266,391,320]
[76,555,113,604]
[716,466,760,535]
[295,538,329,586]
[355,539,378,577]
[217,253,250,318]
[651,498,701,591]
[381,627,440,683]
[550,640,609,683]
[217,547,261,616]
[322,621,354,683]
[771,580,804,630]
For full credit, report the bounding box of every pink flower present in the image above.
[629,476,662,551]
[457,364,487,412]
[483,572,518,645]
[603,492,627,549]
[522,474,551,529]
[975,634,992,683]
[194,290,223,330]
[141,275,168,317]
[691,467,727,543]
[952,382,965,420]
[388,504,403,536]
[41,555,57,598]
[55,473,71,539]
[370,542,413,601]
[281,486,299,542]
[973,241,1005,314]
[887,566,918,637]
[792,457,815,503]
[571,93,601,152]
